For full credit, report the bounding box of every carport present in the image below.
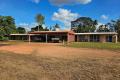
[29,31,75,43]
[10,31,75,43]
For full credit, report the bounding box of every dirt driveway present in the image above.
[0,43,119,58]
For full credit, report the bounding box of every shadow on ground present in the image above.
[0,44,12,47]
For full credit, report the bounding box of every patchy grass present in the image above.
[0,41,28,45]
[68,42,120,50]
[0,41,19,44]
[0,52,120,80]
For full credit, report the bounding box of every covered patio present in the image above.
[75,32,118,43]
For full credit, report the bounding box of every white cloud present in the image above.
[101,15,109,20]
[32,0,40,4]
[31,0,92,5]
[42,24,46,28]
[17,23,38,32]
[77,0,92,4]
[52,8,79,28]
[49,0,92,6]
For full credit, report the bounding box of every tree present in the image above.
[17,27,26,34]
[112,19,120,41]
[0,15,16,36]
[72,17,97,33]
[36,14,45,31]
[52,24,60,31]
[55,23,60,28]
[105,18,120,41]
[97,25,110,32]
[116,19,120,41]
[44,27,49,31]
[0,15,16,41]
[31,25,44,31]
[49,26,52,31]
[93,20,98,26]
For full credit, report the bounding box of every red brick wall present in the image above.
[100,35,106,43]
[67,33,75,42]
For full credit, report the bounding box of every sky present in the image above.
[0,0,120,30]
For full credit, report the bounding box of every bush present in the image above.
[0,36,9,41]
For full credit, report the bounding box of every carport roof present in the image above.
[10,31,75,36]
[29,31,75,35]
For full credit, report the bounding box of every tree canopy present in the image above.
[0,16,16,36]
[109,18,120,41]
[54,23,60,28]
[17,27,26,34]
[72,17,98,33]
[31,14,50,31]
[52,23,60,31]
[36,14,44,24]
[97,25,110,32]
[34,14,45,31]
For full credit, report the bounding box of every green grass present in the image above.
[0,52,120,80]
[68,42,120,50]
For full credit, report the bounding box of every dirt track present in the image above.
[0,43,119,58]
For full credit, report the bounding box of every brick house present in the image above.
[10,31,118,43]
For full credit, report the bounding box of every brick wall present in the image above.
[68,33,75,42]
[100,35,106,43]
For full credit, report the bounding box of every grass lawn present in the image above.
[68,42,120,50]
[0,52,120,80]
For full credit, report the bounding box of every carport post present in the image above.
[46,34,48,43]
[29,34,31,44]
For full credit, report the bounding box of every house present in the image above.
[75,32,118,43]
[10,31,118,43]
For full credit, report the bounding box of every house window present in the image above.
[106,35,112,42]
[90,35,100,42]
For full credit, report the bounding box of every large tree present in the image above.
[112,19,120,41]
[31,25,44,31]
[72,17,97,33]
[31,25,49,31]
[17,27,26,34]
[116,19,120,41]
[35,14,45,31]
[106,18,120,41]
[97,25,110,32]
[0,16,16,36]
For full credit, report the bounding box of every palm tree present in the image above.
[36,14,45,31]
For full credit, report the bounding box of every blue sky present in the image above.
[0,0,120,30]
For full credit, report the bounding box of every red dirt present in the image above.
[0,43,119,58]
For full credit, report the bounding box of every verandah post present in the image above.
[115,35,118,43]
[29,35,31,44]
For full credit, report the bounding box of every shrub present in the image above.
[0,36,9,41]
